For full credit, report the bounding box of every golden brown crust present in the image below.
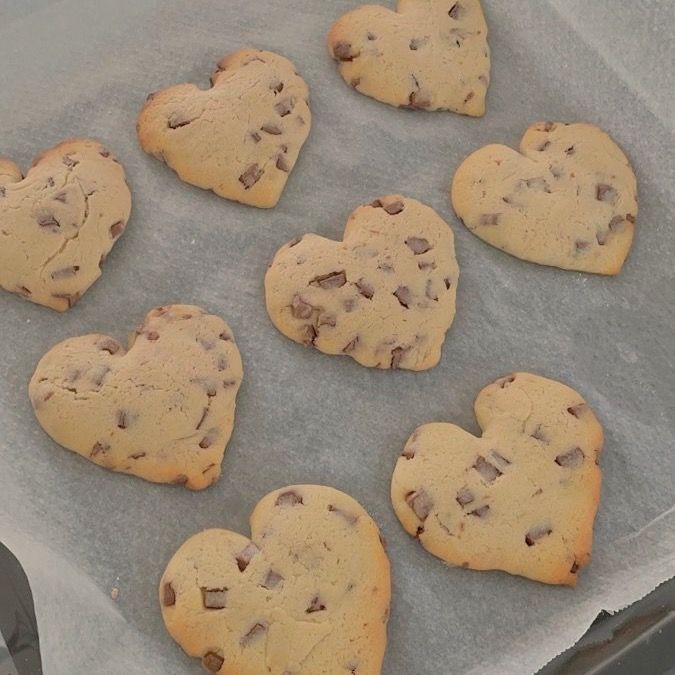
[265,195,459,370]
[391,372,603,586]
[451,122,637,274]
[328,0,490,115]
[29,304,243,489]
[137,49,311,208]
[0,138,131,310]
[160,485,390,674]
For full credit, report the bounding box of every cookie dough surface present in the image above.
[265,195,459,370]
[328,0,490,115]
[29,304,243,490]
[0,139,131,310]
[451,122,638,274]
[160,484,390,674]
[391,372,603,585]
[138,49,311,208]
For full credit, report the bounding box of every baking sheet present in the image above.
[0,1,673,673]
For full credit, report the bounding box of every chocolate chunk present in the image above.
[62,155,79,168]
[50,266,79,280]
[596,183,617,204]
[328,504,358,525]
[311,270,347,289]
[525,525,552,546]
[406,237,432,254]
[394,286,411,308]
[371,199,383,208]
[343,336,359,353]
[537,140,551,151]
[570,561,579,574]
[250,131,262,143]
[448,2,464,19]
[276,154,290,172]
[464,91,475,103]
[199,431,216,449]
[239,164,263,189]
[425,279,438,301]
[90,442,110,457]
[110,221,125,238]
[479,213,500,226]
[218,330,232,341]
[241,622,267,646]
[473,456,502,483]
[405,489,433,521]
[270,80,284,93]
[351,77,361,88]
[444,278,452,290]
[201,587,227,609]
[291,295,313,319]
[626,213,636,224]
[276,490,303,506]
[334,41,357,61]
[608,215,624,232]
[274,99,294,117]
[301,324,318,346]
[367,31,377,40]
[116,410,131,429]
[202,652,224,672]
[596,230,608,246]
[468,505,490,518]
[38,215,60,230]
[318,314,336,327]
[261,123,282,135]
[306,595,326,613]
[565,145,575,156]
[575,240,590,251]
[99,149,111,158]
[383,200,405,215]
[491,451,511,466]
[356,280,374,299]
[555,447,585,468]
[531,425,548,443]
[567,403,586,418]
[145,330,159,341]
[409,38,426,50]
[390,346,407,369]
[262,570,283,590]
[408,90,431,109]
[129,452,146,460]
[162,582,176,606]
[456,487,474,507]
[235,543,259,572]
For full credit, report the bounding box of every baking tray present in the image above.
[1,541,672,675]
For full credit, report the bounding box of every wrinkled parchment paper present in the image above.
[1,1,673,673]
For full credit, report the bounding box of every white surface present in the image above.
[0,1,673,673]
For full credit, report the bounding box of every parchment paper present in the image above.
[0,1,673,673]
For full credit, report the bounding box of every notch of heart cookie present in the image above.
[137,49,311,208]
[29,304,243,490]
[328,0,490,115]
[160,485,390,674]
[0,139,131,311]
[391,372,604,585]
[264,195,460,370]
[451,122,638,274]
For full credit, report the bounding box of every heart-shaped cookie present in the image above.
[265,195,459,370]
[328,0,490,115]
[29,305,243,490]
[451,122,638,274]
[0,139,131,310]
[160,485,390,674]
[391,372,603,585]
[137,49,311,208]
